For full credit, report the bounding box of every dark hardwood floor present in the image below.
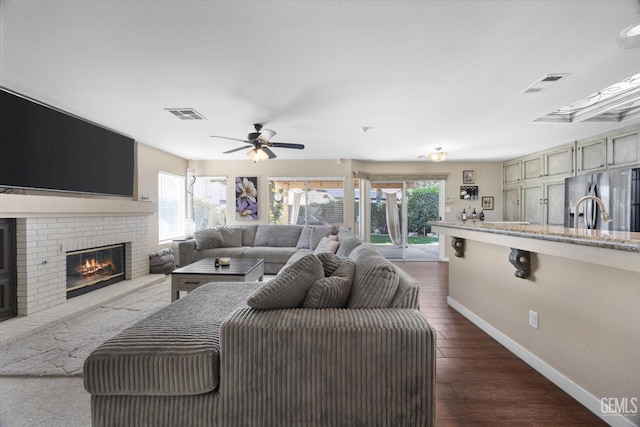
[394,261,607,427]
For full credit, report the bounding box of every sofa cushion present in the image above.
[336,233,362,257]
[314,236,339,254]
[254,225,303,247]
[316,252,341,276]
[243,246,298,265]
[304,258,355,308]
[241,224,259,246]
[348,245,399,308]
[309,226,335,250]
[296,227,312,249]
[247,254,324,309]
[83,281,262,396]
[194,228,224,250]
[218,226,243,247]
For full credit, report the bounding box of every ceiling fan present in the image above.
[211,123,305,161]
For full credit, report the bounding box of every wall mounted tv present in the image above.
[0,89,134,197]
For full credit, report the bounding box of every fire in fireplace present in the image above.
[66,244,125,298]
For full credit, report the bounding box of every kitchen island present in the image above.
[430,221,639,426]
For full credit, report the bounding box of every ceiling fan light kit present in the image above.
[428,147,448,162]
[212,123,304,161]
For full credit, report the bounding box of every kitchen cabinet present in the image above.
[522,155,543,181]
[607,130,639,169]
[545,181,566,226]
[544,145,574,179]
[522,184,544,224]
[503,187,521,221]
[503,160,521,185]
[577,138,606,174]
[519,181,565,226]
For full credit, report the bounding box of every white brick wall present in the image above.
[15,215,150,315]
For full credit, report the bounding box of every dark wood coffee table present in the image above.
[171,258,264,301]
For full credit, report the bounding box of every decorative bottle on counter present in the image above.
[479,210,485,221]
[214,257,220,267]
[472,208,477,219]
[461,208,467,221]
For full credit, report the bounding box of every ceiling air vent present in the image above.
[165,108,206,120]
[520,73,570,94]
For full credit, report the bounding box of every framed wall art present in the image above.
[236,176,258,220]
[482,196,494,210]
[463,170,476,184]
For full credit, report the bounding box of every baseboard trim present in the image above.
[447,296,637,427]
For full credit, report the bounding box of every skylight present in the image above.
[533,72,640,123]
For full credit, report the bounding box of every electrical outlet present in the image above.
[529,310,539,329]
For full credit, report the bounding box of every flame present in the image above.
[81,257,115,277]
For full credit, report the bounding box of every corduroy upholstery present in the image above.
[85,230,435,427]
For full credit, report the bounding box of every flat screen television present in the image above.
[0,89,135,197]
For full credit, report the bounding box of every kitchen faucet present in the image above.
[574,196,612,232]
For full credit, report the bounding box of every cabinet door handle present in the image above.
[539,199,543,204]
[184,281,201,285]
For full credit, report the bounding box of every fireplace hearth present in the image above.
[66,244,126,298]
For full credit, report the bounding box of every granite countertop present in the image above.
[429,221,640,252]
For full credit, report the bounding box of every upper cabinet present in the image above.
[577,138,607,174]
[544,145,574,179]
[607,130,640,169]
[522,155,543,181]
[503,160,522,186]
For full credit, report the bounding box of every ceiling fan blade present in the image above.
[269,142,305,150]
[247,132,261,141]
[257,129,276,142]
[223,146,250,154]
[210,135,250,144]
[261,146,277,159]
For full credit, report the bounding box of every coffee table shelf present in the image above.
[171,258,264,301]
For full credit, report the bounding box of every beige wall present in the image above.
[190,159,503,233]
[446,237,639,424]
[353,160,504,222]
[136,143,188,251]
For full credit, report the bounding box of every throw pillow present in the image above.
[313,236,340,254]
[309,226,333,250]
[217,226,243,247]
[336,233,361,257]
[247,254,324,309]
[304,259,355,308]
[254,225,303,247]
[347,256,399,308]
[194,228,224,250]
[316,252,341,277]
[296,227,312,249]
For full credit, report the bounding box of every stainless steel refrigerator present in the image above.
[564,168,640,232]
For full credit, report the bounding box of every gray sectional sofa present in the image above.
[84,227,437,426]
[175,224,362,274]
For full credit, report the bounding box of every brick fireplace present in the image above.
[15,215,150,315]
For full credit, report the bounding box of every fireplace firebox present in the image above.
[66,244,126,298]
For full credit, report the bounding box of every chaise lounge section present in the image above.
[84,230,436,426]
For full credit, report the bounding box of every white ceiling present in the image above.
[1,0,639,162]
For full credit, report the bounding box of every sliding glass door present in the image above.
[368,180,440,261]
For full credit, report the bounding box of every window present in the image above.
[191,176,227,231]
[158,171,185,241]
[268,178,344,226]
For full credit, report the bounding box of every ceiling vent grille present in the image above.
[520,73,570,94]
[165,108,206,120]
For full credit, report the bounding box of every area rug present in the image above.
[0,279,171,377]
